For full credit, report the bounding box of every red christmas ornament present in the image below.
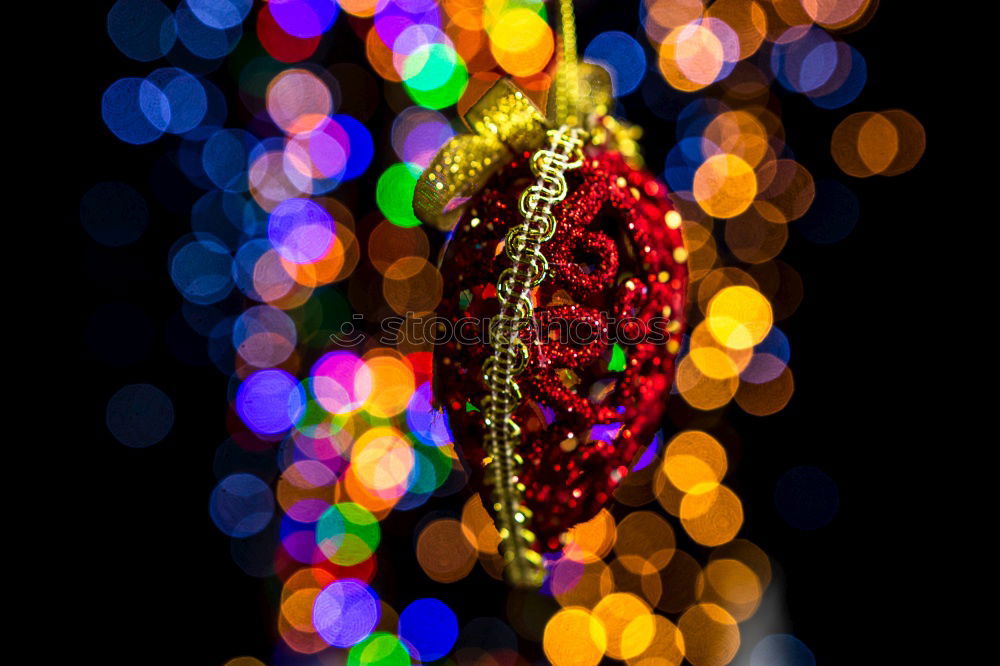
[410,27,689,581]
[432,146,688,555]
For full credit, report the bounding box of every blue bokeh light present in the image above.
[210,472,275,537]
[333,114,375,180]
[106,384,175,448]
[770,28,837,95]
[811,46,867,109]
[399,598,458,661]
[236,368,305,434]
[271,0,341,39]
[584,31,647,96]
[203,128,259,192]
[141,68,208,134]
[170,237,235,304]
[103,77,165,145]
[232,238,273,301]
[175,2,243,59]
[663,137,706,195]
[107,0,177,62]
[268,198,336,264]
[187,0,253,30]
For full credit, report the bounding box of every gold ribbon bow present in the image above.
[413,66,614,231]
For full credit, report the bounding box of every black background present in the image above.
[60,1,945,663]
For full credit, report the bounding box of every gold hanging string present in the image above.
[553,0,580,126]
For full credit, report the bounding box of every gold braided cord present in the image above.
[411,1,604,588]
[553,0,580,126]
[481,125,587,587]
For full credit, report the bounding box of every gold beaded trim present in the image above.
[480,125,587,587]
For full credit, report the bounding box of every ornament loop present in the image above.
[413,80,548,231]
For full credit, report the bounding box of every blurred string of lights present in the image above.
[88,0,925,664]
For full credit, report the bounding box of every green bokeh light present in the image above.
[402,43,457,92]
[347,632,410,666]
[376,162,422,228]
[403,44,468,110]
[316,501,381,566]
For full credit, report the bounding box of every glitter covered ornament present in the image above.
[435,145,688,531]
[414,56,687,587]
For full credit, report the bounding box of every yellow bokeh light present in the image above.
[689,345,740,381]
[613,511,675,571]
[677,604,740,666]
[658,22,725,92]
[592,593,656,660]
[351,427,414,499]
[755,159,815,223]
[830,109,928,179]
[705,0,767,60]
[340,462,400,515]
[625,614,686,666]
[706,285,772,349]
[735,366,794,416]
[488,8,554,77]
[663,430,728,494]
[544,607,608,666]
[695,266,759,314]
[699,558,763,622]
[858,112,899,173]
[645,0,706,34]
[688,321,752,380]
[361,351,415,418]
[703,110,770,168]
[657,550,703,614]
[677,603,740,666]
[382,256,443,316]
[653,461,686,516]
[693,154,758,218]
[724,205,789,264]
[711,539,772,590]
[675,354,739,411]
[680,219,719,283]
[801,0,873,29]
[665,454,722,496]
[553,557,614,608]
[680,485,744,546]
[768,0,813,37]
[610,555,664,607]
[416,518,477,583]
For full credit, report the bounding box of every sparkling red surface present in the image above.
[433,149,688,552]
